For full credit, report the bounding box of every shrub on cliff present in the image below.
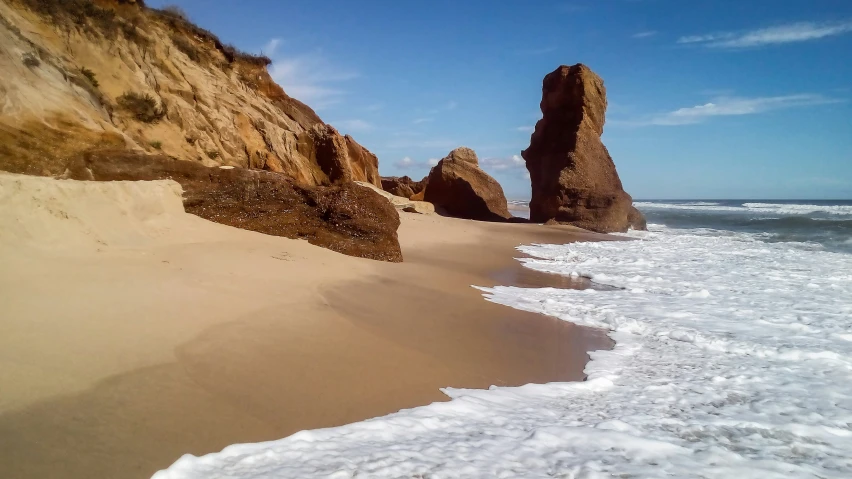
[117,92,166,123]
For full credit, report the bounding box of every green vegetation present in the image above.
[22,52,40,68]
[117,91,166,123]
[172,35,200,63]
[79,67,98,87]
[161,5,188,20]
[149,140,162,150]
[19,0,272,74]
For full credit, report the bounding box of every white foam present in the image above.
[634,201,744,212]
[742,203,852,217]
[153,225,852,478]
[635,201,852,217]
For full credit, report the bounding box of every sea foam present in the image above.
[153,225,852,478]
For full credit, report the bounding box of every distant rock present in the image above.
[67,151,402,262]
[521,64,645,233]
[380,175,426,199]
[355,181,436,215]
[423,147,511,221]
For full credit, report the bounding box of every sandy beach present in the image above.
[0,173,611,479]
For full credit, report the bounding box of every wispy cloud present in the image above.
[394,157,440,170]
[632,30,658,39]
[331,119,374,133]
[365,103,384,112]
[265,38,357,108]
[412,118,433,124]
[479,155,529,180]
[515,126,534,132]
[678,21,852,48]
[480,154,526,171]
[630,94,842,126]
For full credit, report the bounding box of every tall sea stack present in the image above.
[522,64,645,233]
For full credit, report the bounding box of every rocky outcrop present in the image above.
[355,182,436,215]
[0,0,381,188]
[380,176,426,199]
[521,64,645,233]
[66,151,402,262]
[423,147,511,221]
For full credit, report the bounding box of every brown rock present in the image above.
[67,150,402,262]
[521,64,645,232]
[380,175,426,199]
[627,205,647,231]
[298,125,381,187]
[423,147,511,221]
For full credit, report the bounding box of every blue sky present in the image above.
[148,0,852,199]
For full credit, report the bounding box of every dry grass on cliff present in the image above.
[16,0,271,67]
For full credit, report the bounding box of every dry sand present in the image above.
[0,173,612,479]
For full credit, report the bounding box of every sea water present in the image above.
[154,201,852,478]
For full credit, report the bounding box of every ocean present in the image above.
[636,199,852,254]
[155,200,852,478]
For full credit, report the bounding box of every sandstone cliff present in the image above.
[522,64,645,233]
[0,0,400,260]
[0,0,380,187]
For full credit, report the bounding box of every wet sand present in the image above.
[0,176,614,479]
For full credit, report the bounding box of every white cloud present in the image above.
[445,101,458,110]
[632,31,658,39]
[394,156,440,170]
[413,118,433,124]
[265,38,357,108]
[264,38,282,56]
[395,157,415,168]
[332,119,374,133]
[365,103,384,112]
[641,94,841,126]
[515,126,534,132]
[480,155,526,171]
[678,21,852,48]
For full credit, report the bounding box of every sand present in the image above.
[0,173,612,479]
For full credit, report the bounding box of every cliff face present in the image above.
[522,64,645,233]
[0,0,381,187]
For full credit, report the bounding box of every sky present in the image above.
[147,0,852,199]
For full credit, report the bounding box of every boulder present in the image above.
[380,175,426,199]
[301,124,381,186]
[423,147,511,221]
[67,150,402,262]
[521,64,646,232]
[356,181,436,215]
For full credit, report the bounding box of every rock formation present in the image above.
[521,64,645,232]
[380,176,427,199]
[356,182,436,215]
[0,0,381,188]
[423,147,511,221]
[67,151,402,262]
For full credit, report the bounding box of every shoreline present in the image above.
[0,178,614,479]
